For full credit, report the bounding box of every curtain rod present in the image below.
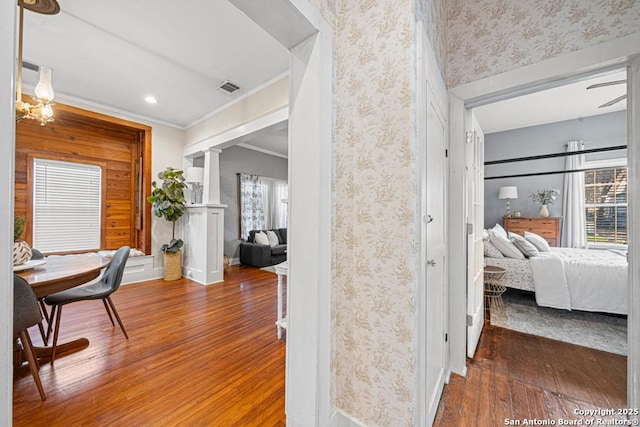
[485,145,627,166]
[485,165,624,180]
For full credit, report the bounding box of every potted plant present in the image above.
[13,216,32,266]
[530,188,560,217]
[146,167,187,281]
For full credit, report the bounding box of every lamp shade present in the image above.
[498,186,518,200]
[186,166,204,183]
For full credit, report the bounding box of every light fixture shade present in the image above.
[498,186,518,199]
[186,166,204,183]
[34,66,54,102]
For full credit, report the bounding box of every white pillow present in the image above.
[490,223,508,239]
[482,229,490,242]
[483,241,504,258]
[509,232,540,258]
[524,231,551,252]
[266,230,279,247]
[490,231,525,259]
[254,231,269,246]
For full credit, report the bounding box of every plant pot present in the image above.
[164,250,182,281]
[13,241,32,266]
[539,204,550,217]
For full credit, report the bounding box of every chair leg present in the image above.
[50,305,62,365]
[19,330,46,401]
[39,300,51,344]
[105,297,128,339]
[37,322,47,344]
[102,299,115,326]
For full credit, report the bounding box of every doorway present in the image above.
[449,40,640,409]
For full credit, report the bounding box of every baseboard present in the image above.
[329,410,367,427]
[121,267,164,285]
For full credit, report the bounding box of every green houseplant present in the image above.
[146,167,187,280]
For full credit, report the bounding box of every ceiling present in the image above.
[20,0,289,128]
[473,69,627,134]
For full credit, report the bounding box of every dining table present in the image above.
[15,253,111,364]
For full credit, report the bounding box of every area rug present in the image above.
[490,289,627,356]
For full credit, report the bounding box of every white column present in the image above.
[183,205,226,285]
[203,148,221,205]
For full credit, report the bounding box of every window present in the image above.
[33,158,104,253]
[239,173,288,239]
[584,159,627,246]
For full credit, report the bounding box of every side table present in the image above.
[275,261,288,339]
[484,265,507,318]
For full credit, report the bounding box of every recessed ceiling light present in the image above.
[145,96,158,104]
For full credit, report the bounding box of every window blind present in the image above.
[33,158,102,253]
[584,167,627,245]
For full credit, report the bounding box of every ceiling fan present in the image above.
[586,79,627,108]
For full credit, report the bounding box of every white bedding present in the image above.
[486,247,628,315]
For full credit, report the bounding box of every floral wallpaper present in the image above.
[447,0,640,87]
[306,0,420,425]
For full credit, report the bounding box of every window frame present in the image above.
[27,154,108,254]
[584,157,628,248]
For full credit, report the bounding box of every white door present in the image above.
[466,113,485,357]
[425,82,448,420]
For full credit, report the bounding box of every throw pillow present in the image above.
[509,232,540,258]
[266,230,279,247]
[483,240,505,258]
[254,231,269,246]
[490,231,525,259]
[490,223,508,239]
[524,231,551,252]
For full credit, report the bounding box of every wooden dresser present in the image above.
[503,216,561,247]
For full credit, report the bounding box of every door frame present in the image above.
[448,33,640,408]
[416,19,450,427]
[1,1,333,425]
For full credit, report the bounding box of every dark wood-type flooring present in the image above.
[434,324,627,426]
[13,265,286,426]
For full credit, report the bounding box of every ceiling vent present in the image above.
[218,81,241,94]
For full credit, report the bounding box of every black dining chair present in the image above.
[14,274,46,400]
[44,246,130,364]
[29,249,50,343]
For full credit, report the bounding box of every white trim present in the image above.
[236,142,288,159]
[186,71,289,129]
[0,0,15,422]
[627,56,640,413]
[448,36,640,411]
[584,157,628,168]
[329,410,368,427]
[183,107,289,155]
[51,91,184,129]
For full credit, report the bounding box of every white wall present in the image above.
[184,76,288,147]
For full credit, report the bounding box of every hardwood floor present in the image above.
[434,324,627,426]
[13,265,286,427]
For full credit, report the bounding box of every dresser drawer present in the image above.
[505,218,557,230]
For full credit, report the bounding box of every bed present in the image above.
[485,247,628,315]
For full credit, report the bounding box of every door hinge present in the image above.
[445,333,448,342]
[445,149,448,157]
[466,314,473,326]
[466,223,473,235]
[466,131,473,144]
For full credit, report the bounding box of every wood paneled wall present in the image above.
[15,103,152,254]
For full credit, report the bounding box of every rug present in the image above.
[490,289,627,356]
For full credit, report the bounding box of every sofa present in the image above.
[239,228,287,267]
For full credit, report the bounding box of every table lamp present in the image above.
[498,186,518,217]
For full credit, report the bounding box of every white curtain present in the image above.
[240,173,288,239]
[561,140,586,248]
[240,173,265,239]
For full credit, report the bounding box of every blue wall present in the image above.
[484,110,626,230]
